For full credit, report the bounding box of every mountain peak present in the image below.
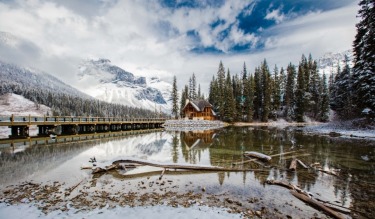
[76,58,172,112]
[317,49,353,75]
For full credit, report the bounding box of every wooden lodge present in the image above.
[182,99,216,120]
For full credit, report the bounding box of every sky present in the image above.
[0,0,359,94]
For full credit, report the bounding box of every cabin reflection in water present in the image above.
[181,130,216,149]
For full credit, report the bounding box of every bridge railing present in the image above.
[0,115,166,125]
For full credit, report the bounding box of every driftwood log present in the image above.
[291,190,345,219]
[243,151,272,161]
[90,158,269,175]
[266,180,345,219]
[289,159,297,171]
[233,151,299,165]
[296,159,309,169]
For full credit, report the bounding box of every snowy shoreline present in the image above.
[0,203,243,219]
[235,119,375,139]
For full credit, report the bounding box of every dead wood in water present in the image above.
[266,180,346,219]
[159,168,166,180]
[291,190,345,219]
[244,151,272,161]
[232,151,299,165]
[89,158,269,175]
[289,159,297,171]
[296,159,309,169]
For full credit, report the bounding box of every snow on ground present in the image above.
[303,120,375,139]
[0,203,242,219]
[235,118,375,139]
[0,93,51,116]
[0,93,51,138]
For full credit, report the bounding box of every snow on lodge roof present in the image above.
[189,99,212,112]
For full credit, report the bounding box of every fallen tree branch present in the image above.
[316,168,340,177]
[66,179,84,195]
[89,158,269,175]
[266,180,345,219]
[289,159,297,171]
[233,151,299,165]
[315,197,368,216]
[159,168,166,180]
[296,159,309,169]
[244,151,272,161]
[291,190,345,219]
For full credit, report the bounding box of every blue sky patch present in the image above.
[168,0,356,54]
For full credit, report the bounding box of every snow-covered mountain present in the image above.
[76,59,172,113]
[0,60,90,98]
[317,49,354,75]
[0,31,20,47]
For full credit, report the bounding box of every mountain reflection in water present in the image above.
[0,127,374,217]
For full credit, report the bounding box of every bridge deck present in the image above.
[0,115,166,126]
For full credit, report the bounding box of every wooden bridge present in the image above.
[0,115,166,138]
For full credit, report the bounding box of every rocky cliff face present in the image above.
[77,59,172,112]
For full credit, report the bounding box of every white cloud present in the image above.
[265,8,285,24]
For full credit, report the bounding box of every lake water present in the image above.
[0,126,374,218]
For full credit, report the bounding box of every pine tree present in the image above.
[171,76,179,119]
[320,73,330,122]
[261,59,271,122]
[232,74,242,121]
[284,63,296,120]
[331,55,354,119]
[217,61,226,118]
[352,0,375,116]
[271,65,281,119]
[308,60,321,119]
[254,67,262,120]
[279,67,286,109]
[295,64,306,122]
[197,84,202,99]
[208,76,218,108]
[245,73,255,122]
[189,73,197,100]
[242,62,248,121]
[180,85,188,117]
[223,69,236,122]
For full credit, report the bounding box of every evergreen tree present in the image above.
[245,73,255,122]
[308,60,321,119]
[284,63,296,120]
[217,61,226,118]
[223,69,236,122]
[208,75,218,108]
[331,55,354,119]
[271,65,281,119]
[352,0,375,115]
[197,84,202,99]
[295,64,306,122]
[189,73,197,100]
[180,85,189,117]
[320,73,330,122]
[254,67,262,120]
[242,62,248,121]
[279,67,286,109]
[232,74,242,121]
[261,59,271,122]
[171,75,179,119]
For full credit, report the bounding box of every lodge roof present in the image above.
[188,99,212,112]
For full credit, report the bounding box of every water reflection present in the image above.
[0,126,374,216]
